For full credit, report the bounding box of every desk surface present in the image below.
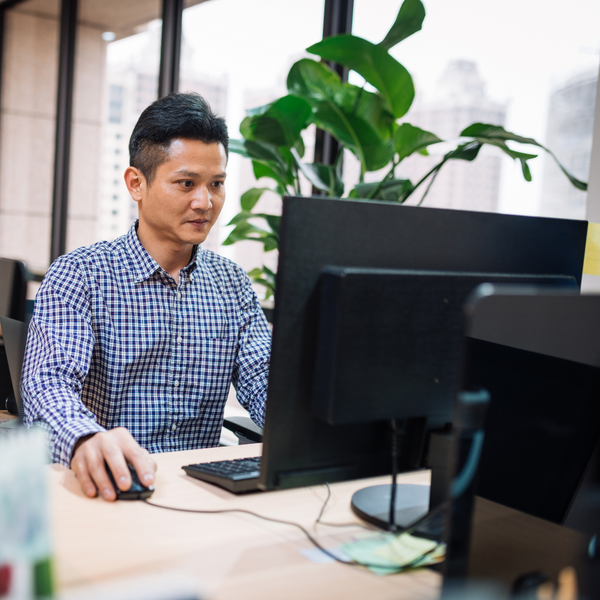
[0,409,18,421]
[50,444,440,600]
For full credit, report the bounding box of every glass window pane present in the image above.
[0,0,60,273]
[67,0,162,252]
[351,0,600,219]
[180,0,325,275]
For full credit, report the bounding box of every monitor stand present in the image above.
[351,428,452,536]
[351,483,429,529]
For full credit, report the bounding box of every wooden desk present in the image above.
[50,444,441,600]
[469,497,587,591]
[0,409,18,421]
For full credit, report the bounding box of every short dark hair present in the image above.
[129,92,229,186]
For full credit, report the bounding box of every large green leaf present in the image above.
[291,148,345,196]
[243,141,294,186]
[471,137,537,181]
[223,220,270,243]
[311,100,392,171]
[240,188,272,212]
[240,95,312,148]
[287,57,341,101]
[335,84,394,141]
[265,215,281,236]
[248,266,276,300]
[353,178,414,203]
[229,139,251,158]
[288,60,393,172]
[461,123,587,190]
[222,220,278,250]
[394,123,442,161]
[444,141,483,162]
[306,36,414,118]
[252,161,286,194]
[460,123,538,146]
[379,0,426,50]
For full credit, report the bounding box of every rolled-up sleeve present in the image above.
[231,276,271,429]
[21,260,106,465]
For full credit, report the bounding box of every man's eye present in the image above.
[213,181,224,188]
[182,180,193,188]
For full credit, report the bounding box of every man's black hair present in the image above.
[129,92,229,186]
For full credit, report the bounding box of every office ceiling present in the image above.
[5,0,211,39]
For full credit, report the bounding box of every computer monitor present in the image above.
[258,197,587,504]
[460,286,600,525]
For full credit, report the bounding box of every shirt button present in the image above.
[172,424,177,431]
[177,336,183,343]
[173,380,179,387]
[177,292,182,299]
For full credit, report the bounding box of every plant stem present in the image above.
[366,158,399,200]
[402,157,447,203]
[416,165,442,206]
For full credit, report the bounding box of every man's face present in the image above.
[134,138,227,248]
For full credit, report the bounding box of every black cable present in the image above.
[389,418,399,532]
[143,498,440,572]
[314,482,373,529]
[314,481,332,524]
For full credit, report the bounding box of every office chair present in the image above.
[220,302,271,444]
[223,416,263,444]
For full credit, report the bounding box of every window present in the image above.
[351,0,600,220]
[69,0,162,250]
[180,0,325,269]
[108,85,124,124]
[0,0,60,272]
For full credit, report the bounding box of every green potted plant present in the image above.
[224,0,587,299]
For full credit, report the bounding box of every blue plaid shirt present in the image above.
[21,223,271,465]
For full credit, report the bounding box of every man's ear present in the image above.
[124,166,145,204]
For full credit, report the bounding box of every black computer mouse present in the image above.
[106,462,155,500]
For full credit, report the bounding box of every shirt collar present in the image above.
[125,221,201,283]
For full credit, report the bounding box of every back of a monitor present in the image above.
[0,316,27,420]
[259,196,588,491]
[0,258,28,321]
[461,286,600,525]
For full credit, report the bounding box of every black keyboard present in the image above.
[182,456,262,493]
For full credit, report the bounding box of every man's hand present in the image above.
[70,427,156,501]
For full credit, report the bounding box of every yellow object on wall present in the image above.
[583,222,600,276]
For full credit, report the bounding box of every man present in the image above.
[21,93,271,501]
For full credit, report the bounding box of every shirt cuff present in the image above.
[52,418,106,467]
[247,376,268,429]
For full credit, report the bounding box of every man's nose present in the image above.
[191,185,212,210]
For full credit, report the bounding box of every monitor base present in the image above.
[351,483,438,534]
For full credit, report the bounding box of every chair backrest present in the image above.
[460,285,600,524]
[0,316,27,419]
[0,258,28,322]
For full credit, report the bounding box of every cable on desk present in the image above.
[143,499,439,572]
[314,482,374,530]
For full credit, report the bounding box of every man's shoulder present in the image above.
[198,249,252,294]
[200,249,247,279]
[45,236,127,282]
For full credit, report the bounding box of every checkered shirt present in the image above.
[21,223,271,466]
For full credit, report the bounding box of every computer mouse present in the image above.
[106,462,155,500]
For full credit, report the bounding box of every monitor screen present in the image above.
[258,196,588,491]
